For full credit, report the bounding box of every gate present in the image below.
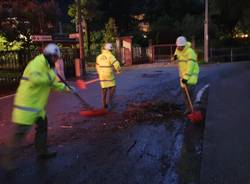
[152,44,176,62]
[132,47,150,64]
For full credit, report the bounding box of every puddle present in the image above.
[142,73,162,78]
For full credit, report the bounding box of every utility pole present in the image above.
[76,0,86,75]
[204,0,209,62]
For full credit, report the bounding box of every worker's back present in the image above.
[96,50,121,88]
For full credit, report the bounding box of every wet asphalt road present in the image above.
[0,63,213,184]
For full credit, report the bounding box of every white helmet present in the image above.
[104,43,113,50]
[176,36,187,46]
[43,43,61,57]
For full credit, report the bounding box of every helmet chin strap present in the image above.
[44,54,55,68]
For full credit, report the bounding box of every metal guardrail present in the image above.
[150,46,250,63]
[209,47,250,62]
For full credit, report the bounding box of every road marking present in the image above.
[0,78,100,101]
[195,84,210,103]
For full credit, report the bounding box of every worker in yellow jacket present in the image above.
[174,36,199,114]
[96,43,121,111]
[6,44,74,163]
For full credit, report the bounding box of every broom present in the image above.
[56,73,108,117]
[183,84,204,123]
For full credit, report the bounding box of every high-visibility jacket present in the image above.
[174,42,199,87]
[96,50,121,88]
[12,54,69,125]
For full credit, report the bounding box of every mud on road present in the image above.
[0,68,207,184]
[1,102,204,184]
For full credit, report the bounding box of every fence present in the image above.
[2,46,250,89]
[132,44,176,64]
[61,49,78,78]
[0,49,78,90]
[150,45,250,63]
[209,47,250,63]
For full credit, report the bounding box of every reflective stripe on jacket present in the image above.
[96,50,121,88]
[12,54,68,125]
[174,42,199,87]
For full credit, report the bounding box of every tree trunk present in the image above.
[86,20,91,56]
[83,19,91,57]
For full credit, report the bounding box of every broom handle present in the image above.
[55,72,92,109]
[72,91,92,109]
[183,84,194,112]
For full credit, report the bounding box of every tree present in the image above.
[177,14,203,42]
[68,0,101,56]
[88,18,117,56]
[0,0,61,47]
[65,0,250,47]
[139,0,203,44]
[145,0,203,44]
[90,30,105,55]
[103,18,118,43]
[210,0,250,38]
[0,34,23,51]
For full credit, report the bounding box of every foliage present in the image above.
[0,35,8,51]
[88,18,118,56]
[0,0,61,46]
[68,0,102,56]
[178,14,203,40]
[0,35,23,51]
[90,30,105,56]
[150,15,178,44]
[210,0,250,39]
[2,0,250,50]
[68,0,118,56]
[103,18,118,43]
[68,0,100,22]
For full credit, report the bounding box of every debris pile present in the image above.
[123,101,182,123]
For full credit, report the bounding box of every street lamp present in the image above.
[204,0,209,62]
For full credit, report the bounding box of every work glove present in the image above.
[182,79,188,84]
[171,55,178,61]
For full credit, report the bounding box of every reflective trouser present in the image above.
[10,116,48,155]
[180,85,195,113]
[101,86,116,109]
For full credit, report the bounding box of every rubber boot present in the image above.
[35,117,57,159]
[101,88,108,109]
[107,86,116,111]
